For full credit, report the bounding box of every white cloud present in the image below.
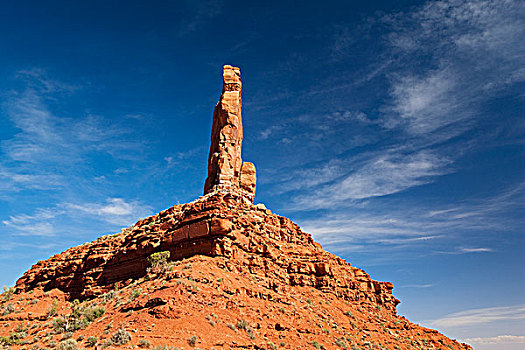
[2,198,152,237]
[293,150,450,209]
[66,198,152,226]
[383,0,524,136]
[2,208,64,236]
[388,68,463,133]
[463,335,525,345]
[399,283,434,288]
[429,305,525,328]
[457,247,492,253]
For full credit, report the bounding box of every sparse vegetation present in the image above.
[138,339,151,348]
[111,329,131,345]
[311,341,324,349]
[147,251,176,275]
[48,300,106,333]
[267,341,277,350]
[188,335,197,347]
[86,336,98,347]
[335,338,348,349]
[52,304,105,333]
[100,339,114,348]
[236,319,249,330]
[129,289,142,301]
[56,339,77,350]
[2,286,15,302]
[2,303,15,315]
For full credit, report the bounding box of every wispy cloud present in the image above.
[0,74,146,193]
[428,305,525,328]
[2,208,64,236]
[383,0,524,136]
[399,283,434,288]
[66,198,152,226]
[292,150,450,209]
[2,198,152,236]
[463,335,525,345]
[296,181,524,261]
[178,0,224,35]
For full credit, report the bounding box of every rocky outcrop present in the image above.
[204,65,256,201]
[15,189,398,311]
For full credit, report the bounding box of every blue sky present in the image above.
[0,0,523,348]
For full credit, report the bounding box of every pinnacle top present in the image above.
[204,65,256,201]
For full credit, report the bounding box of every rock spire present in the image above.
[204,65,256,201]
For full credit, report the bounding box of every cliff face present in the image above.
[1,66,471,350]
[15,189,398,312]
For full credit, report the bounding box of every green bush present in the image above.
[138,339,151,348]
[83,306,105,322]
[47,301,59,318]
[100,339,113,349]
[129,289,142,301]
[111,329,131,345]
[188,335,197,347]
[236,320,248,330]
[56,339,77,350]
[86,336,98,347]
[312,341,323,349]
[52,305,105,333]
[148,251,170,268]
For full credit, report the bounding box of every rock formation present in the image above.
[204,65,256,201]
[0,66,472,350]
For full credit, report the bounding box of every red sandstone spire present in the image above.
[204,65,256,201]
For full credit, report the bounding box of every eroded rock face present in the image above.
[15,190,399,311]
[204,65,256,201]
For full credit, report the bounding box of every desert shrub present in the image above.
[148,251,170,267]
[52,304,105,333]
[2,286,14,301]
[62,332,73,340]
[267,341,277,350]
[103,290,116,302]
[111,329,131,345]
[227,323,236,331]
[236,320,248,330]
[129,289,142,301]
[335,338,348,349]
[312,341,323,349]
[343,310,354,318]
[83,306,105,322]
[100,339,113,349]
[56,338,77,350]
[188,335,197,347]
[47,301,59,318]
[86,336,98,347]
[2,303,15,315]
[138,339,151,348]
